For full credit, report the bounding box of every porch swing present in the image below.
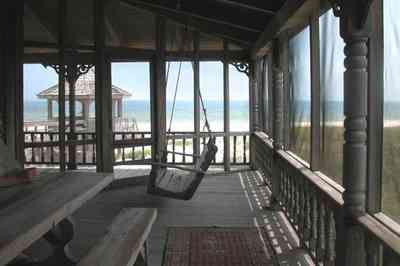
[147,29,218,200]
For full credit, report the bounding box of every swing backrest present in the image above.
[195,136,218,172]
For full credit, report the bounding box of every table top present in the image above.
[0,171,114,265]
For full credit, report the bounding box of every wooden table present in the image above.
[0,171,114,265]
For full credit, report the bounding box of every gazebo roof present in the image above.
[37,69,132,100]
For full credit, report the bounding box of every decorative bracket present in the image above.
[231,62,250,77]
[329,0,373,30]
[44,64,94,84]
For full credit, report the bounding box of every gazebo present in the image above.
[37,69,131,126]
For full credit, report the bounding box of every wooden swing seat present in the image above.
[147,137,218,200]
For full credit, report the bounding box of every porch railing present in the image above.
[24,131,250,167]
[251,131,400,266]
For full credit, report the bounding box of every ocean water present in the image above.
[24,100,250,131]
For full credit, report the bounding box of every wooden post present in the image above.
[82,100,90,125]
[223,41,230,171]
[3,0,24,164]
[67,72,78,170]
[58,0,67,172]
[310,11,321,171]
[117,99,123,118]
[270,39,284,209]
[47,100,53,120]
[330,1,373,265]
[150,16,166,164]
[95,0,114,172]
[193,31,200,163]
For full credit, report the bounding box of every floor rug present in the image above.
[162,227,277,266]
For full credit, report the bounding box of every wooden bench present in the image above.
[78,208,157,266]
[0,172,114,265]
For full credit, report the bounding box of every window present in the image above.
[288,26,312,162]
[319,10,345,185]
[382,0,400,223]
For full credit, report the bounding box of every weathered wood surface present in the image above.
[78,208,157,266]
[70,170,310,266]
[0,172,114,265]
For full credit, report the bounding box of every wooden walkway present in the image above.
[28,170,313,266]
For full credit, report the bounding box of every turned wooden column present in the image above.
[331,1,373,265]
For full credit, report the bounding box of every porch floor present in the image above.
[71,170,313,266]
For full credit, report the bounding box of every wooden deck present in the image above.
[31,170,312,266]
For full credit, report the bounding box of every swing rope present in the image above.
[165,25,212,135]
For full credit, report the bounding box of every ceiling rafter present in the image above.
[251,0,308,58]
[105,0,127,46]
[121,0,260,47]
[212,0,276,15]
[24,3,57,42]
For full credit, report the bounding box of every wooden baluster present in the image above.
[365,235,380,266]
[317,199,326,263]
[50,134,54,164]
[141,133,145,159]
[303,182,312,246]
[324,206,336,266]
[293,173,299,226]
[383,248,399,266]
[40,133,44,163]
[243,135,247,164]
[182,137,186,164]
[131,133,136,161]
[122,134,125,162]
[287,171,292,219]
[92,133,96,163]
[233,135,237,164]
[172,135,175,163]
[283,169,289,213]
[31,133,35,163]
[83,133,87,164]
[298,177,305,245]
[310,191,318,257]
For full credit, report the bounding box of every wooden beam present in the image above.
[251,0,307,58]
[213,0,276,15]
[223,41,230,172]
[121,0,257,47]
[95,0,114,172]
[24,49,249,63]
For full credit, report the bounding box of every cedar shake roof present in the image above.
[37,69,131,100]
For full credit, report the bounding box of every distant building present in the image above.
[37,69,131,125]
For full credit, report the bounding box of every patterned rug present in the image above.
[162,227,277,266]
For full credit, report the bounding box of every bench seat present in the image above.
[78,208,157,266]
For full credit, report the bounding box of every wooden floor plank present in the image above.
[68,170,311,266]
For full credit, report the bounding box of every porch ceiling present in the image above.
[23,0,286,51]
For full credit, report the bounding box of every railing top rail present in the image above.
[357,214,400,256]
[253,131,343,207]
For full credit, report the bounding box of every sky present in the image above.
[23,61,249,101]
